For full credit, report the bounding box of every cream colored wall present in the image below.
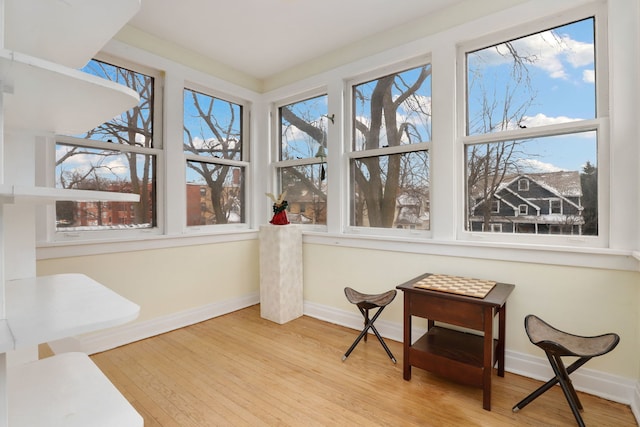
[37,240,259,323]
[303,243,640,379]
[36,238,638,379]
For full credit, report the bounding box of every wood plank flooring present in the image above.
[89,305,636,426]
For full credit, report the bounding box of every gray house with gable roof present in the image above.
[469,171,585,234]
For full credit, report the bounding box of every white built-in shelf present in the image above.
[5,0,141,69]
[0,184,140,205]
[3,274,140,351]
[0,49,140,135]
[9,352,143,427]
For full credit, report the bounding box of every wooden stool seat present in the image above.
[342,287,397,363]
[513,315,620,427]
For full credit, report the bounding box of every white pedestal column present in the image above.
[259,224,303,324]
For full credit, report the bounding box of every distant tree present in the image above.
[184,90,243,224]
[56,60,155,227]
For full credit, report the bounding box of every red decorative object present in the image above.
[270,209,289,225]
[266,192,290,225]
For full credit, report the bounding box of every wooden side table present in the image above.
[396,273,515,410]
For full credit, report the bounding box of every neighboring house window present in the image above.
[519,204,528,215]
[464,16,601,238]
[55,59,159,234]
[184,87,247,226]
[349,63,431,231]
[518,179,529,191]
[490,223,502,232]
[491,200,500,213]
[275,93,328,225]
[550,199,562,214]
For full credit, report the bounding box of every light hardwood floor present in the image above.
[87,305,636,426]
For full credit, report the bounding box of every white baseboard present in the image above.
[303,301,639,413]
[49,296,639,424]
[48,292,260,355]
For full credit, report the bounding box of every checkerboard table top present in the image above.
[413,274,496,298]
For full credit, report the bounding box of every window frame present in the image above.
[51,54,164,242]
[344,56,433,238]
[457,4,609,248]
[182,81,251,232]
[271,88,329,231]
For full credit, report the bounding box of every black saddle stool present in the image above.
[513,314,620,427]
[342,287,397,363]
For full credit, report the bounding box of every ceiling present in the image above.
[127,0,466,81]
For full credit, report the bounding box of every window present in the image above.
[519,204,528,215]
[349,63,432,231]
[518,179,529,191]
[55,59,159,233]
[184,87,248,226]
[464,17,600,238]
[276,93,328,225]
[490,223,503,232]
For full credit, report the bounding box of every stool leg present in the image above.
[369,323,396,363]
[342,322,371,361]
[363,307,369,343]
[342,305,396,363]
[512,356,590,412]
[548,354,586,427]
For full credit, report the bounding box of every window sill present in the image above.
[37,227,640,272]
[36,229,258,260]
[303,232,640,272]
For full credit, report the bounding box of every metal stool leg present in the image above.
[513,356,590,412]
[548,354,586,427]
[342,304,395,363]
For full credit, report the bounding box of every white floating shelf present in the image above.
[0,184,140,205]
[0,49,140,135]
[9,352,143,427]
[5,0,142,69]
[5,274,140,350]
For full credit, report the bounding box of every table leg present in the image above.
[403,292,412,380]
[483,308,493,411]
[497,303,506,377]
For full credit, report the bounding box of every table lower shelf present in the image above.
[9,352,143,427]
[408,326,497,387]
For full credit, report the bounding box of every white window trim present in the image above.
[456,3,609,249]
[182,82,252,234]
[343,56,433,239]
[270,87,329,232]
[44,55,165,243]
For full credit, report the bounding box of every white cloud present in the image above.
[520,113,582,127]
[583,69,595,83]
[517,158,564,173]
[473,28,594,82]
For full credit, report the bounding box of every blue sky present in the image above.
[467,17,597,173]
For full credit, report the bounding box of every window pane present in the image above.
[467,18,595,135]
[466,131,597,235]
[280,94,328,161]
[351,151,429,230]
[184,89,243,161]
[279,164,327,225]
[186,161,244,225]
[353,64,431,151]
[55,144,155,230]
[78,60,154,147]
